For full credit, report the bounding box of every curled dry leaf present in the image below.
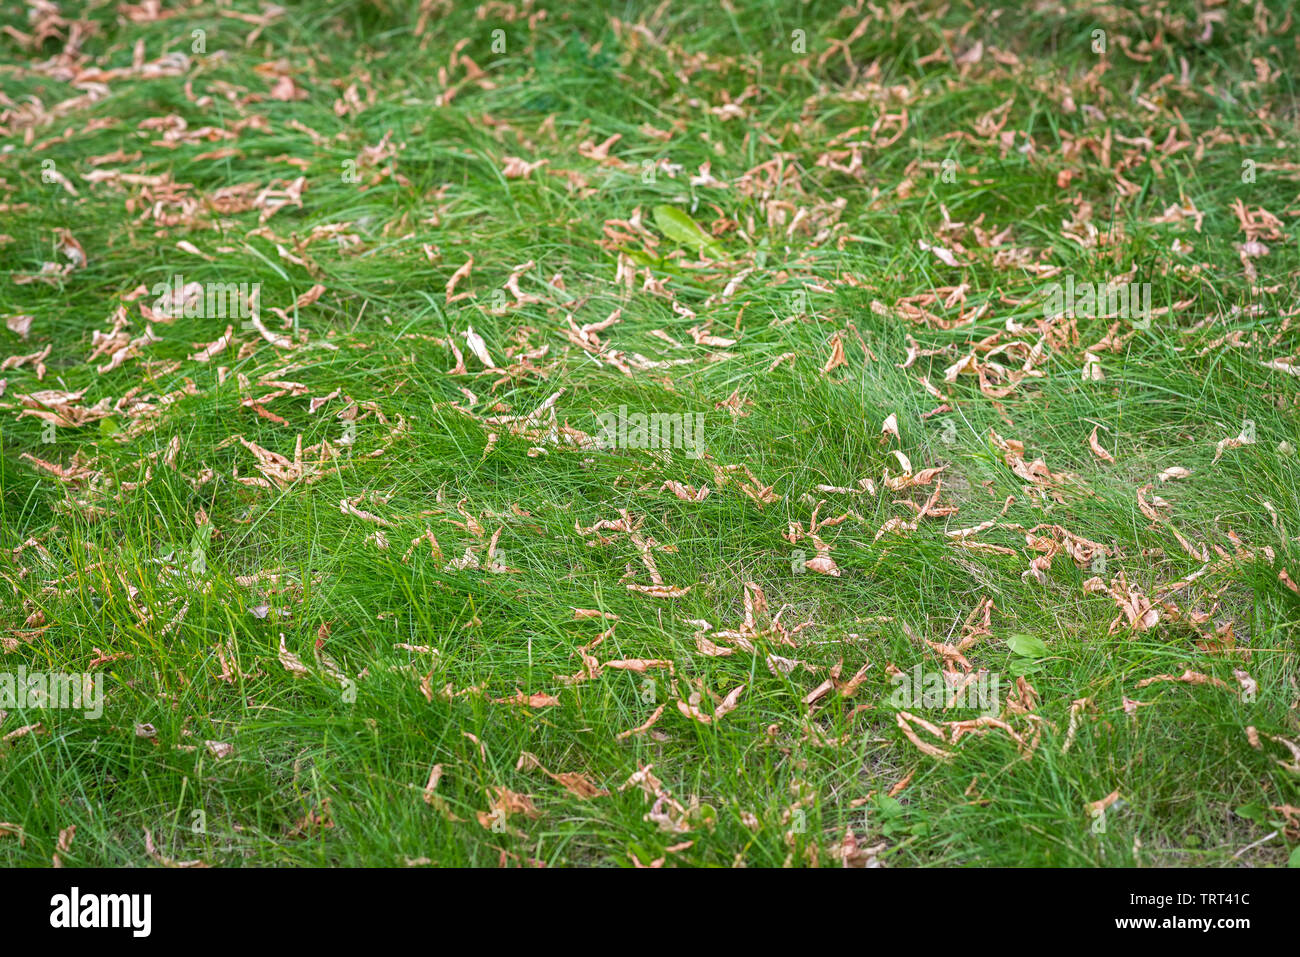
[492,689,560,708]
[1213,425,1256,463]
[880,413,900,443]
[475,787,542,835]
[5,314,34,339]
[616,704,666,740]
[1261,734,1300,774]
[1084,789,1121,819]
[278,635,310,675]
[1062,697,1096,753]
[803,551,841,576]
[836,827,886,868]
[822,332,847,373]
[340,498,396,527]
[2,723,43,742]
[422,764,463,821]
[516,752,609,798]
[1135,669,1229,691]
[143,832,205,868]
[627,583,691,598]
[676,684,744,724]
[54,228,86,269]
[1087,426,1115,463]
[661,480,710,502]
[896,711,952,760]
[249,314,294,349]
[604,658,674,674]
[1081,352,1105,381]
[464,325,497,369]
[52,824,75,867]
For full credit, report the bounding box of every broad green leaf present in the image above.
[1009,658,1044,677]
[652,205,725,258]
[1006,632,1049,659]
[1234,803,1268,824]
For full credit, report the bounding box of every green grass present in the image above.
[0,0,1297,867]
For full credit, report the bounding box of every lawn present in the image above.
[0,0,1298,867]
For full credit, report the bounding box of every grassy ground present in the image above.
[1,0,1298,867]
